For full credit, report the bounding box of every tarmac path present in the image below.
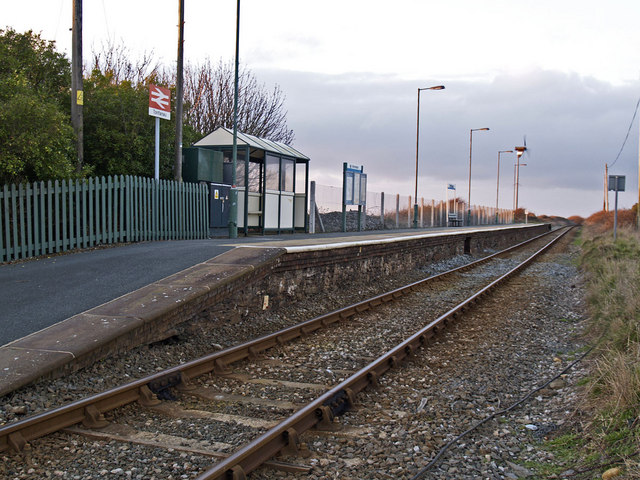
[0,240,235,346]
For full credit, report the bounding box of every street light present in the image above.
[496,150,513,224]
[513,160,527,221]
[467,127,490,225]
[413,85,445,228]
[514,145,526,215]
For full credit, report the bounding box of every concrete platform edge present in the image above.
[0,246,286,397]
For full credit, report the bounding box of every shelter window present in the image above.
[265,154,279,190]
[235,162,245,187]
[220,148,248,188]
[247,162,261,192]
[281,158,294,192]
[295,163,306,192]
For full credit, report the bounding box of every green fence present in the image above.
[0,175,210,263]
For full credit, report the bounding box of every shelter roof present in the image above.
[194,127,309,161]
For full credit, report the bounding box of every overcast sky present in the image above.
[5,0,640,217]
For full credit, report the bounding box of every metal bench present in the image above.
[448,214,463,227]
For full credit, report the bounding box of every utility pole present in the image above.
[174,0,185,182]
[228,0,241,239]
[604,163,609,211]
[71,0,83,173]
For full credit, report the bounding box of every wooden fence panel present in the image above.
[0,175,209,263]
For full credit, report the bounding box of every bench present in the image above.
[448,214,463,227]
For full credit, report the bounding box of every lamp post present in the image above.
[513,160,527,222]
[513,145,526,217]
[413,85,445,228]
[496,150,513,224]
[467,127,490,225]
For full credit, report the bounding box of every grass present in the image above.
[533,225,640,478]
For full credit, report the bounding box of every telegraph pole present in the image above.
[174,0,185,182]
[228,0,241,239]
[71,0,83,173]
[604,163,609,211]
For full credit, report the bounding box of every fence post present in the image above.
[107,176,114,243]
[309,181,316,234]
[53,180,62,252]
[3,184,11,261]
[62,180,69,252]
[17,183,26,259]
[125,176,131,242]
[395,194,400,229]
[380,192,385,229]
[0,185,5,262]
[25,183,33,258]
[114,176,121,243]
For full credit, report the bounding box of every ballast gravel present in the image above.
[1,231,587,479]
[259,233,587,479]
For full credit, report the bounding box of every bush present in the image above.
[574,226,640,474]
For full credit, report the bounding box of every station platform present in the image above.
[0,224,543,396]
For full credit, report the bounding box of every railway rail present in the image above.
[1,226,571,479]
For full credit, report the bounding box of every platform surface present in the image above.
[0,225,528,347]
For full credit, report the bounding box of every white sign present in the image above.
[149,84,171,120]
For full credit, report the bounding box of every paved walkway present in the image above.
[0,228,443,346]
[0,240,237,346]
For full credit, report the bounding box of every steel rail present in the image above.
[194,226,571,480]
[0,227,564,454]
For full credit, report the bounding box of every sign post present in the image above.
[342,163,367,232]
[608,175,625,241]
[149,84,171,180]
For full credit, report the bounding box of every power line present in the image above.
[610,95,640,168]
[101,0,112,44]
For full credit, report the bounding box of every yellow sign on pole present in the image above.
[76,90,84,106]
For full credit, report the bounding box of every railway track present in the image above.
[1,226,572,479]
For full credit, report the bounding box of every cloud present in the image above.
[257,67,640,217]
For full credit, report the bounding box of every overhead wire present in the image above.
[53,0,65,43]
[101,0,113,45]
[609,95,640,168]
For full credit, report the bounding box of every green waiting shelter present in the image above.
[192,127,310,235]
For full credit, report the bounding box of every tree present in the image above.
[0,29,76,184]
[0,28,71,109]
[83,46,199,178]
[184,59,294,144]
